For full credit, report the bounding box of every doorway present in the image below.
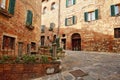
[18,42,23,57]
[71,33,81,51]
[41,36,45,46]
[61,39,66,50]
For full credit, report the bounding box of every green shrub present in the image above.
[22,55,36,64]
[2,55,11,61]
[14,57,21,63]
[57,47,63,53]
[41,55,48,63]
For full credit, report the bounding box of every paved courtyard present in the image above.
[32,51,120,80]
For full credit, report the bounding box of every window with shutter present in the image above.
[65,18,68,26]
[84,12,88,22]
[111,4,120,16]
[73,16,76,24]
[8,0,16,15]
[0,0,16,17]
[65,16,76,26]
[26,10,34,30]
[66,0,75,7]
[84,9,98,22]
[111,5,115,16]
[26,10,33,26]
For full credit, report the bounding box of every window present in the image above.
[65,16,76,26]
[0,0,16,16]
[42,0,45,2]
[49,23,55,31]
[84,9,98,22]
[41,25,45,33]
[62,34,66,37]
[43,7,47,14]
[51,2,55,10]
[66,0,76,7]
[114,28,120,38]
[47,36,49,39]
[0,0,7,9]
[26,10,33,26]
[111,4,120,16]
[31,42,36,51]
[2,35,15,50]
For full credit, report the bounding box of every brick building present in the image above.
[41,0,120,53]
[0,0,41,56]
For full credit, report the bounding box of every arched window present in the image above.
[43,7,47,14]
[26,10,33,26]
[51,2,55,10]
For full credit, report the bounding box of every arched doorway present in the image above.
[71,33,81,51]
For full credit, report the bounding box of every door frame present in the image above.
[71,33,81,51]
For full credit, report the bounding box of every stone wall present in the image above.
[41,0,120,53]
[0,0,41,56]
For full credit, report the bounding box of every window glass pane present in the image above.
[68,0,73,6]
[2,35,15,50]
[1,0,6,9]
[88,13,91,21]
[92,11,95,20]
[115,5,119,15]
[43,7,47,13]
[67,17,73,25]
[51,3,55,10]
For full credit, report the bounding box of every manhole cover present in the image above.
[69,69,88,77]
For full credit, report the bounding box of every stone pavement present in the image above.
[31,51,120,80]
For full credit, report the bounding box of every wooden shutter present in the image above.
[66,0,68,7]
[65,18,68,26]
[73,16,76,24]
[73,0,76,5]
[95,9,98,20]
[8,0,16,15]
[84,12,88,22]
[26,10,33,25]
[111,5,115,16]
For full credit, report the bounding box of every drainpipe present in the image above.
[57,0,60,36]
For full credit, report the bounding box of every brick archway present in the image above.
[71,33,81,51]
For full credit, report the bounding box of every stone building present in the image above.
[0,0,41,56]
[41,0,120,53]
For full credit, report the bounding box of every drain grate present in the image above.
[69,69,88,77]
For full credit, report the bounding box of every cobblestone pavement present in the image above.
[31,51,120,80]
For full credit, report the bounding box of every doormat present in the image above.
[69,69,88,77]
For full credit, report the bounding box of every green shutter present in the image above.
[66,0,68,7]
[111,5,115,16]
[65,18,67,26]
[8,0,16,15]
[26,10,33,25]
[73,16,76,24]
[84,12,88,22]
[73,0,76,5]
[95,9,98,20]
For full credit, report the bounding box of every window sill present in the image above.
[0,7,13,18]
[26,25,34,30]
[66,23,76,26]
[1,49,15,51]
[66,4,75,8]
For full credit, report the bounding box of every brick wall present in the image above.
[0,62,61,80]
[0,0,41,56]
